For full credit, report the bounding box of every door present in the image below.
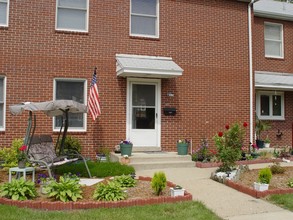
[127,79,161,148]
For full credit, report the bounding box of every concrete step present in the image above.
[110,152,195,171]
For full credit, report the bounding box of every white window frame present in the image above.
[55,0,89,32]
[264,22,284,59]
[53,78,87,132]
[256,91,284,120]
[0,0,9,27]
[130,0,159,38]
[0,76,6,131]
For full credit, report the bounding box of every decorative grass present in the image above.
[267,194,293,211]
[53,161,135,178]
[0,201,222,220]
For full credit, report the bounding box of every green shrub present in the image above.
[0,178,37,200]
[151,172,167,196]
[0,139,23,168]
[45,174,82,202]
[93,181,127,201]
[270,162,285,174]
[54,161,135,178]
[258,168,272,184]
[113,174,136,188]
[288,178,293,188]
[57,136,82,154]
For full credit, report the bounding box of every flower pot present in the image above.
[177,143,189,155]
[120,143,133,156]
[253,182,269,191]
[170,187,185,197]
[18,160,26,168]
[264,143,270,148]
[256,139,264,148]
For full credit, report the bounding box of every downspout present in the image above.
[248,0,259,145]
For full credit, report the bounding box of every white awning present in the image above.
[255,71,293,90]
[116,54,183,78]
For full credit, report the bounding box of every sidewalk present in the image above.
[136,162,293,220]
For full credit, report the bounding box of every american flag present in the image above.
[88,67,101,120]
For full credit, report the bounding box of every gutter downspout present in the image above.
[248,0,259,145]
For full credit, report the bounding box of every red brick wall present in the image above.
[0,0,250,157]
[253,17,293,147]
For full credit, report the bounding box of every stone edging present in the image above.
[195,157,293,168]
[0,176,192,210]
[226,180,293,198]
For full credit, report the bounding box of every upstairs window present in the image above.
[0,0,9,27]
[54,79,87,132]
[130,0,159,38]
[256,91,284,120]
[56,0,89,32]
[264,22,283,58]
[0,77,6,131]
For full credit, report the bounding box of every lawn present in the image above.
[0,201,222,220]
[266,194,293,211]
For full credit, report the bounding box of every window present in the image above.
[130,0,159,38]
[0,77,6,131]
[56,0,89,32]
[0,0,9,27]
[54,79,87,131]
[264,22,283,58]
[256,91,284,120]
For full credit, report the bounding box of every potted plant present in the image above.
[17,145,27,168]
[255,116,271,148]
[170,185,185,197]
[177,139,190,155]
[119,139,133,156]
[264,136,270,148]
[37,173,55,194]
[253,167,272,191]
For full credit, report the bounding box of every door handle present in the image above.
[156,113,158,118]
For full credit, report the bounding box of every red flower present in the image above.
[225,124,229,130]
[19,145,27,151]
[218,132,223,137]
[243,122,248,127]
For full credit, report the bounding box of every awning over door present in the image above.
[116,54,183,78]
[255,71,293,90]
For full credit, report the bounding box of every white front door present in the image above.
[127,78,161,148]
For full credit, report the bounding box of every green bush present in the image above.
[45,174,82,202]
[151,172,167,196]
[57,136,82,154]
[270,162,285,174]
[0,178,37,200]
[54,161,135,178]
[288,178,293,188]
[113,174,136,188]
[258,168,272,184]
[93,181,127,201]
[0,139,23,168]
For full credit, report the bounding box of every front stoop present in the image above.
[110,152,194,171]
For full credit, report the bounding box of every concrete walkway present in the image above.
[136,162,293,220]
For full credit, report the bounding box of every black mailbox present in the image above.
[163,108,176,116]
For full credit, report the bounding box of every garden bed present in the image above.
[0,171,192,210]
[226,166,293,198]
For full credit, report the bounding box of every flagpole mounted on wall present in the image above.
[88,67,101,121]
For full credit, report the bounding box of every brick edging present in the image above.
[0,176,192,210]
[195,157,293,168]
[226,179,293,198]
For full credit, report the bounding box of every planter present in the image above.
[253,182,269,191]
[177,143,189,155]
[264,143,270,148]
[18,160,26,168]
[170,187,185,197]
[256,139,264,148]
[120,143,133,156]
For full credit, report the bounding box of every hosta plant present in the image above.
[288,178,293,188]
[0,177,37,200]
[151,172,167,196]
[45,175,82,202]
[113,174,136,188]
[93,181,127,201]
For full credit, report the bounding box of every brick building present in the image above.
[0,0,291,158]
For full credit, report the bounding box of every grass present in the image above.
[54,161,135,178]
[267,194,293,211]
[0,201,222,220]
